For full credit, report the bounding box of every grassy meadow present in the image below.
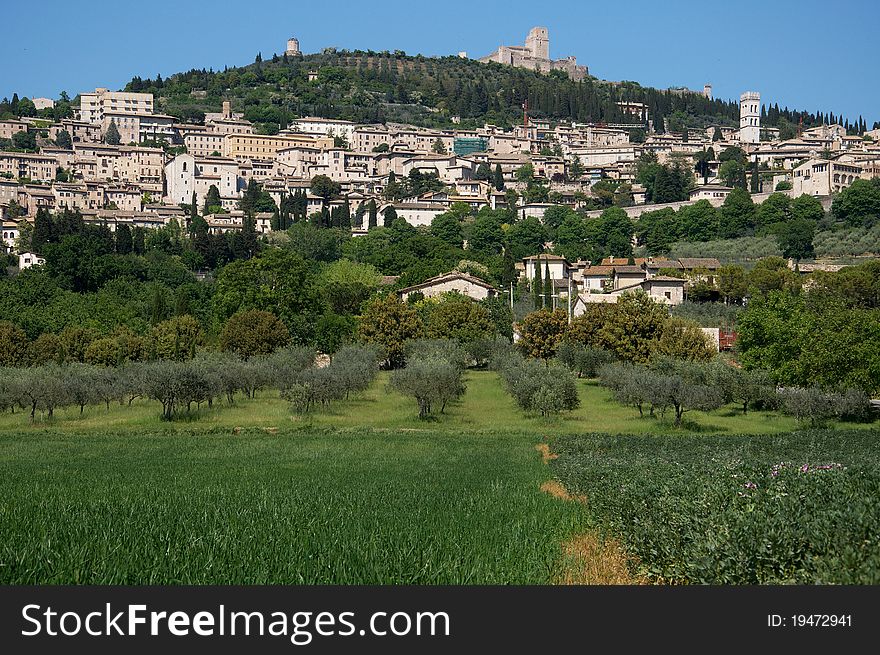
[0,371,875,584]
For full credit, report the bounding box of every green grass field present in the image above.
[0,372,874,584]
[0,371,816,436]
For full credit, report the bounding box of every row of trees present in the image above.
[634,191,825,259]
[737,260,880,394]
[357,293,509,368]
[0,308,293,368]
[0,345,380,423]
[599,358,872,427]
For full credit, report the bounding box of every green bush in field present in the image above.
[555,342,614,378]
[279,344,379,414]
[495,352,580,417]
[389,357,465,419]
[778,386,871,427]
[599,359,727,425]
[551,429,880,584]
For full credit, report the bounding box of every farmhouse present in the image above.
[397,271,500,301]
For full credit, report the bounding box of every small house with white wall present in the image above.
[397,271,499,301]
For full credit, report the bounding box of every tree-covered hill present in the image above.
[121,49,778,134]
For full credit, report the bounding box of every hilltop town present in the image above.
[2,22,880,597]
[1,29,878,313]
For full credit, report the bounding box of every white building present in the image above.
[522,254,569,282]
[79,88,154,125]
[791,158,865,196]
[164,153,240,206]
[18,252,45,269]
[740,91,761,144]
[290,117,357,144]
[397,272,499,301]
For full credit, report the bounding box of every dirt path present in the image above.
[537,441,648,585]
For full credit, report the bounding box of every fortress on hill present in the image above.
[478,27,588,81]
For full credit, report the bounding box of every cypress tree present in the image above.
[150,286,167,325]
[501,246,516,287]
[532,257,542,310]
[189,191,198,227]
[543,260,552,310]
[104,119,121,145]
[750,161,760,193]
[115,223,133,255]
[354,201,365,228]
[340,197,351,229]
[31,207,54,250]
[493,164,505,191]
[368,199,378,229]
[241,214,258,259]
[383,205,397,227]
[133,227,145,254]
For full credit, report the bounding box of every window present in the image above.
[664,291,671,299]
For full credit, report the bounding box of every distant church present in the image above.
[478,27,588,81]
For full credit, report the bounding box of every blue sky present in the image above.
[2,0,876,124]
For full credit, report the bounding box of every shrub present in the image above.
[266,346,316,392]
[497,354,580,417]
[556,342,614,378]
[358,295,424,369]
[152,315,204,361]
[600,359,726,425]
[462,335,511,369]
[516,309,568,360]
[652,318,716,361]
[220,309,290,360]
[141,360,215,420]
[389,357,465,419]
[404,338,468,370]
[11,365,70,421]
[778,387,839,427]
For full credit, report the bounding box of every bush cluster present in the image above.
[280,345,379,414]
[778,386,873,426]
[599,359,768,426]
[0,346,380,422]
[389,339,467,419]
[493,351,580,418]
[598,358,873,427]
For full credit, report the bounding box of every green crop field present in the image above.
[551,430,880,584]
[0,371,876,584]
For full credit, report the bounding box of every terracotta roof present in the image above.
[397,271,498,295]
[646,260,682,269]
[581,265,615,276]
[647,275,686,283]
[614,266,645,274]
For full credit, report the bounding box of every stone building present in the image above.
[397,272,499,301]
[478,27,587,81]
[740,91,760,144]
[79,88,153,125]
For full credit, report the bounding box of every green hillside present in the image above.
[124,49,751,133]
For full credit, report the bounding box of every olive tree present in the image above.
[556,342,615,378]
[389,357,465,419]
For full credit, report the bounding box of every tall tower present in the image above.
[286,37,301,57]
[740,91,760,144]
[703,84,712,100]
[525,27,549,60]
